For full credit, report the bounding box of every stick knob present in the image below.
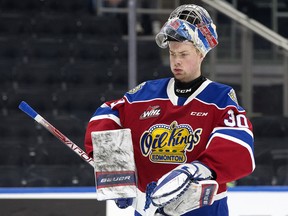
[19,101,38,119]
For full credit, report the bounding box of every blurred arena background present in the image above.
[0,0,288,215]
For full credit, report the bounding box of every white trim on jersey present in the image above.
[124,96,170,104]
[90,114,122,127]
[166,78,213,106]
[195,97,246,113]
[166,78,178,105]
[211,126,254,138]
[184,79,212,105]
[214,191,227,201]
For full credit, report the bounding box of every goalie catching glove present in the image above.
[145,161,219,215]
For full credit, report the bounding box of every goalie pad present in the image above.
[91,129,137,200]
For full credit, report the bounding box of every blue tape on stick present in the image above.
[18,101,38,119]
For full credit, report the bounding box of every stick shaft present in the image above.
[19,101,94,167]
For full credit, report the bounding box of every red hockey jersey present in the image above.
[85,78,255,195]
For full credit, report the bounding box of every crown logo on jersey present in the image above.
[140,121,202,163]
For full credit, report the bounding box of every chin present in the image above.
[175,78,185,83]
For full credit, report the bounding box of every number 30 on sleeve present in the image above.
[224,110,248,128]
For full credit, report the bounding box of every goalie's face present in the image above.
[169,41,204,83]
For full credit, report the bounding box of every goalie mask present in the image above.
[155,4,218,56]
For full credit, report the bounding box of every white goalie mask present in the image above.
[155,4,218,56]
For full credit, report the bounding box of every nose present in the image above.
[174,60,181,66]
[173,56,181,66]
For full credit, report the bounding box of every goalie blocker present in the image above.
[146,162,218,215]
[91,129,137,200]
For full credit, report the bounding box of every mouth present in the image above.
[173,68,182,74]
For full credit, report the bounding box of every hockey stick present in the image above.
[18,101,94,167]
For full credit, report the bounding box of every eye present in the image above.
[169,52,176,56]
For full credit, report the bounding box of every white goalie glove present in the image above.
[145,161,218,216]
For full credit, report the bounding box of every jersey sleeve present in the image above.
[198,90,255,185]
[84,98,125,157]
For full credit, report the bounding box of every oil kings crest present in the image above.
[140,121,202,163]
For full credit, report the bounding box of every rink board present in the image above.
[0,186,287,216]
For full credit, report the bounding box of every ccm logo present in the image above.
[190,112,208,116]
[100,176,131,183]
